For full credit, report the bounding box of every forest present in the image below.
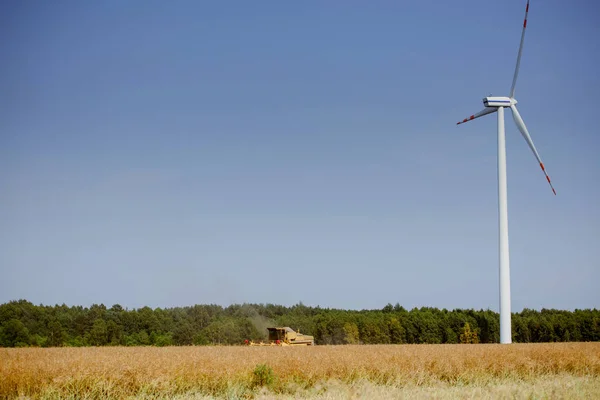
[0,299,598,347]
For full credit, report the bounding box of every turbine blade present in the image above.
[510,0,530,98]
[510,104,556,195]
[456,107,497,125]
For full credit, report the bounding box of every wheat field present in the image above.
[1,343,599,399]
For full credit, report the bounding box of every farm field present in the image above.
[1,343,599,399]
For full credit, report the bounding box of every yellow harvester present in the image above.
[246,327,315,346]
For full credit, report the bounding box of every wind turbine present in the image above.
[456,0,556,344]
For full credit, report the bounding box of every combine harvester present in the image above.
[245,327,315,346]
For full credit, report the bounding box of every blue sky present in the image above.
[1,0,598,311]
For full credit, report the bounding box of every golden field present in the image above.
[1,343,599,399]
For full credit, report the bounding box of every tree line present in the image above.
[0,299,598,347]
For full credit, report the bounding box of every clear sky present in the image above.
[1,0,598,312]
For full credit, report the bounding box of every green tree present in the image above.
[47,320,66,347]
[388,317,406,344]
[0,319,30,347]
[152,332,174,346]
[107,320,123,345]
[382,303,394,313]
[89,319,108,346]
[444,327,458,344]
[343,322,359,344]
[138,330,151,345]
[513,316,531,343]
[173,321,195,345]
[1,300,598,347]
[358,315,389,344]
[29,333,49,347]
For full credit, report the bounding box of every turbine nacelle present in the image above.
[483,97,517,108]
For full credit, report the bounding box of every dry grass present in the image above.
[1,343,599,399]
[250,375,600,399]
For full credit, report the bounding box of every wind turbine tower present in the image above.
[456,0,556,344]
